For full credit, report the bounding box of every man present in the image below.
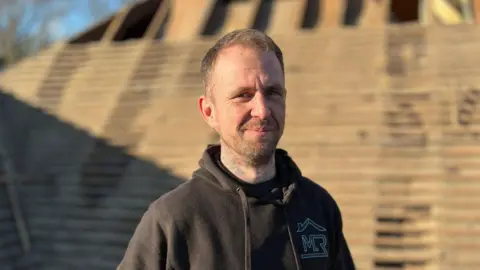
[117,29,355,270]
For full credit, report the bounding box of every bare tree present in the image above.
[0,0,144,68]
[0,0,68,67]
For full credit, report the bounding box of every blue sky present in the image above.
[47,10,90,40]
[46,0,130,40]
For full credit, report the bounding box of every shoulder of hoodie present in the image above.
[296,176,343,220]
[142,173,217,224]
[278,149,341,217]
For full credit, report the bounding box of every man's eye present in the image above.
[238,93,252,98]
[268,89,283,96]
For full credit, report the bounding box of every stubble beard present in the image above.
[221,130,280,167]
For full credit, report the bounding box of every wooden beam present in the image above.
[143,0,170,39]
[473,0,480,24]
[432,0,464,24]
[101,7,131,42]
[359,0,390,27]
[419,0,435,25]
[269,0,306,34]
[321,0,346,27]
[163,0,215,41]
[220,0,261,35]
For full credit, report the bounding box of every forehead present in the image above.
[210,45,284,90]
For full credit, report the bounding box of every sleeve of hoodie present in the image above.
[330,201,356,270]
[117,205,168,270]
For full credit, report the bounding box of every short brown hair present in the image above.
[200,29,285,99]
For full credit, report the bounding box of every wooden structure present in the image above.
[1,0,480,269]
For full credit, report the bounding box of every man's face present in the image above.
[200,45,286,165]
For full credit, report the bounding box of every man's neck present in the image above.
[220,145,276,184]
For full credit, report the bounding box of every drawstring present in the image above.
[284,208,302,270]
[236,187,251,270]
[237,186,302,270]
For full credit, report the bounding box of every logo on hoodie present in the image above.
[296,218,329,259]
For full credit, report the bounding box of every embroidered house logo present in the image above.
[296,218,329,259]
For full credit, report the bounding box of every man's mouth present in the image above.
[246,128,276,135]
[241,119,277,133]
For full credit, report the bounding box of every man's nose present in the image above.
[251,93,271,119]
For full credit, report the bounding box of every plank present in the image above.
[35,46,90,112]
[220,0,261,34]
[0,45,63,104]
[164,0,215,41]
[374,249,438,261]
[438,239,480,249]
[268,0,306,34]
[144,0,170,39]
[434,250,480,263]
[321,0,345,27]
[101,6,130,41]
[377,195,439,205]
[58,44,147,135]
[376,208,435,220]
[282,125,381,145]
[441,188,480,200]
[376,235,436,246]
[24,195,155,211]
[474,0,480,24]
[27,242,126,261]
[288,144,379,158]
[432,0,464,24]
[358,0,390,26]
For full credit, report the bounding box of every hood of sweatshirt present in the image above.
[118,144,356,270]
[192,144,303,270]
[194,144,300,206]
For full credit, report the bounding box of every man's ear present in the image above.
[198,95,218,129]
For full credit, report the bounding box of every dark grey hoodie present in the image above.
[117,145,355,270]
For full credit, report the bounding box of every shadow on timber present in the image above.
[0,88,185,270]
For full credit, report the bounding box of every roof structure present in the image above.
[1,1,480,269]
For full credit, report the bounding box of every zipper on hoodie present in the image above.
[236,187,252,270]
[284,207,302,270]
[236,186,302,270]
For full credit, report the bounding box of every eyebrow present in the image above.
[230,86,256,98]
[263,83,285,91]
[233,83,285,94]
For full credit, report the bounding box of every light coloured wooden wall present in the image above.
[2,23,480,270]
[2,0,480,267]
